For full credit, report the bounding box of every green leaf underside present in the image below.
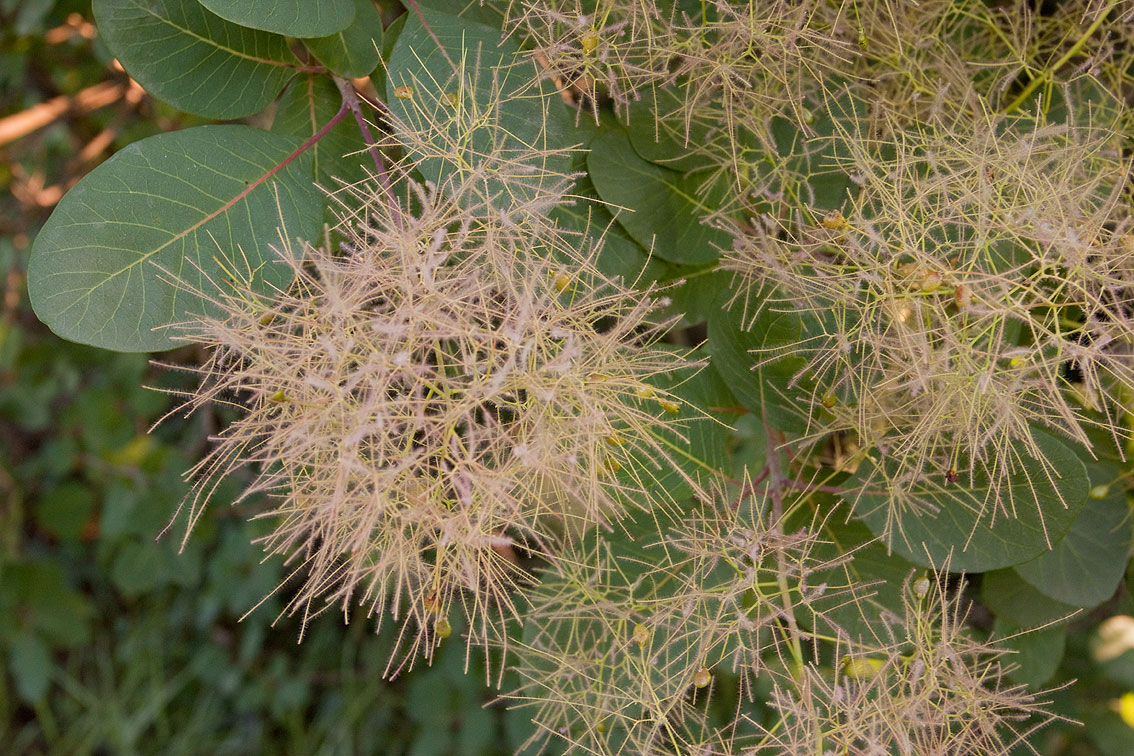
[852,430,1090,572]
[302,0,384,78]
[588,129,730,266]
[199,0,355,37]
[1012,460,1133,608]
[93,0,295,119]
[384,7,574,210]
[28,125,321,352]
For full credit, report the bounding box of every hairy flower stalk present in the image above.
[168,170,701,666]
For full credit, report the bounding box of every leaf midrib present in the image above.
[126,0,296,69]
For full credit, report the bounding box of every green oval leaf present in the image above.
[302,0,384,78]
[93,0,296,119]
[28,125,321,352]
[520,500,737,733]
[981,568,1077,628]
[625,86,716,173]
[706,284,815,434]
[368,10,407,97]
[199,0,355,37]
[588,129,730,266]
[384,6,574,210]
[851,430,1090,572]
[10,632,53,704]
[545,122,663,286]
[808,517,918,644]
[549,186,661,285]
[1012,460,1133,609]
[994,618,1067,688]
[416,0,507,26]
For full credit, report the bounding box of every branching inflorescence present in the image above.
[171,165,703,668]
[496,2,1129,751]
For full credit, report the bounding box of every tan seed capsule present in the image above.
[632,623,649,647]
[821,393,837,409]
[821,209,847,230]
[657,399,681,415]
[442,91,459,106]
[394,85,414,99]
[912,576,931,600]
[424,591,440,614]
[919,271,942,293]
[842,656,884,679]
[435,617,452,638]
[581,29,600,54]
[693,667,711,688]
[552,271,571,292]
[268,389,287,403]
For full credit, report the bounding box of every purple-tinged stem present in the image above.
[332,76,403,227]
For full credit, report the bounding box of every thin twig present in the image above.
[332,75,403,227]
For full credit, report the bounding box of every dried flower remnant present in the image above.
[755,573,1062,756]
[509,485,854,756]
[670,0,854,136]
[170,175,698,667]
[727,101,1134,509]
[505,0,675,116]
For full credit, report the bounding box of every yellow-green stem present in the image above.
[1004,0,1119,114]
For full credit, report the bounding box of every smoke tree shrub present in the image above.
[26,0,1134,753]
